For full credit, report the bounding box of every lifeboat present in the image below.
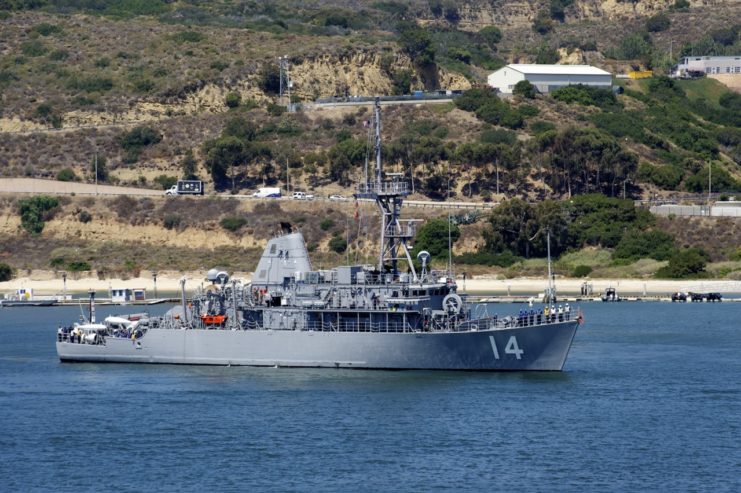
[201,314,227,325]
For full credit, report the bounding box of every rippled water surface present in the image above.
[1,302,740,492]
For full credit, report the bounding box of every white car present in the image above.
[292,191,314,200]
[329,194,347,201]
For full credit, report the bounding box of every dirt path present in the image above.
[0,178,162,196]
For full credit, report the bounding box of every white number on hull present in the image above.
[488,336,500,359]
[489,335,524,360]
[505,336,524,360]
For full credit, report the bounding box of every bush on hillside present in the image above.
[655,248,709,279]
[571,265,592,278]
[220,215,247,232]
[513,80,537,99]
[17,195,59,235]
[56,168,77,182]
[328,235,347,253]
[613,230,676,262]
[646,13,671,32]
[0,262,13,282]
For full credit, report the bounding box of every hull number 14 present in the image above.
[489,335,524,360]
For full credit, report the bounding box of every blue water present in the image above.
[1,302,739,492]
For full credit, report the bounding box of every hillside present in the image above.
[1,1,740,281]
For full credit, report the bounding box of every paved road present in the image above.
[0,178,498,211]
[0,178,162,196]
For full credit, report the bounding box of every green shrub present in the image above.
[391,69,412,95]
[0,262,13,282]
[637,163,682,189]
[320,218,334,231]
[21,40,47,57]
[49,49,69,61]
[478,26,502,47]
[655,248,709,279]
[68,75,114,93]
[513,80,537,99]
[153,175,177,190]
[454,251,519,267]
[532,12,553,34]
[172,31,205,44]
[56,168,77,182]
[571,265,593,278]
[32,23,63,36]
[67,261,91,272]
[646,13,670,32]
[673,0,690,10]
[121,126,162,150]
[614,230,676,262]
[163,214,181,230]
[551,84,617,108]
[17,196,59,235]
[225,92,241,108]
[78,210,92,223]
[220,215,247,232]
[328,235,347,253]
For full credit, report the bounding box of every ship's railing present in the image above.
[357,181,409,195]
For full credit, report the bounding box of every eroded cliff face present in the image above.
[289,50,471,99]
[450,0,730,30]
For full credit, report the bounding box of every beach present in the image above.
[2,270,740,297]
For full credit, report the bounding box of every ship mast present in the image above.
[356,97,417,281]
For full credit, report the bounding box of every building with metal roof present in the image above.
[487,64,613,94]
[674,56,741,77]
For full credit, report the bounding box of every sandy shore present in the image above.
[2,271,740,297]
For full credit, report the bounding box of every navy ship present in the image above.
[56,99,581,371]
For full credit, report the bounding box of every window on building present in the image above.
[508,85,513,90]
[726,67,731,73]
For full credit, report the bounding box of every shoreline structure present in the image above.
[2,271,740,297]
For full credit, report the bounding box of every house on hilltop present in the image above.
[487,64,612,95]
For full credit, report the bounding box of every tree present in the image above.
[258,63,281,94]
[532,12,553,35]
[655,248,709,278]
[181,149,198,180]
[328,138,366,185]
[17,196,59,235]
[398,22,435,67]
[478,26,502,48]
[203,136,247,188]
[412,218,460,261]
[513,80,537,99]
[391,69,412,95]
[0,262,13,282]
[646,13,671,32]
[90,154,108,183]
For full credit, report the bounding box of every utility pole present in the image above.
[708,163,712,205]
[94,153,98,195]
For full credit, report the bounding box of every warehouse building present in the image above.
[487,64,612,94]
[674,56,741,77]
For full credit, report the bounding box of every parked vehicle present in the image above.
[252,187,281,198]
[165,180,204,196]
[329,194,347,201]
[292,191,314,200]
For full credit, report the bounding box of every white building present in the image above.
[487,64,613,94]
[674,56,741,77]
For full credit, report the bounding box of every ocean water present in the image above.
[0,302,739,492]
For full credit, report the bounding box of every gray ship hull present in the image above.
[57,320,579,371]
